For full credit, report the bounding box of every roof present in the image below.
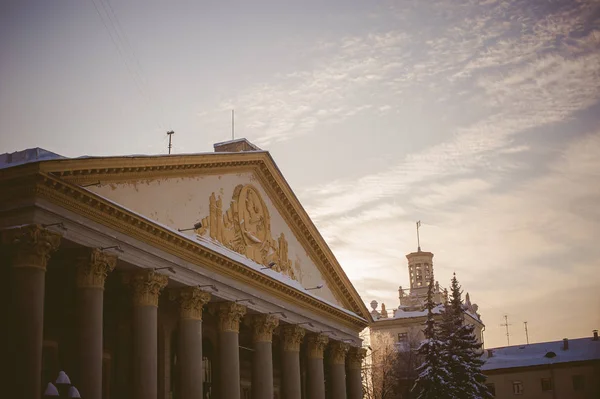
[0,148,65,169]
[373,304,482,322]
[483,337,600,371]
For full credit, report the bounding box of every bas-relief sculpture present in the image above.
[196,184,299,281]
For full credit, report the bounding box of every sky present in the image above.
[1,0,599,348]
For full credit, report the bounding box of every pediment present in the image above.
[36,152,369,321]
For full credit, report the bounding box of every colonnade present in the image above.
[2,224,366,399]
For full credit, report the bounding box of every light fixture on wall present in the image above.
[261,261,277,270]
[154,266,176,274]
[198,284,219,292]
[178,222,203,232]
[304,284,324,291]
[42,222,67,231]
[268,311,287,318]
[235,298,255,305]
[100,245,124,253]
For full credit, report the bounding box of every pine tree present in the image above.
[412,276,450,399]
[440,273,491,399]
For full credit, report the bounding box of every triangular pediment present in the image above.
[35,151,370,322]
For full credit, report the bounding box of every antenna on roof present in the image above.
[501,314,511,346]
[524,321,529,345]
[167,130,175,154]
[232,109,235,140]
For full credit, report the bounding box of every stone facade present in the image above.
[0,139,370,399]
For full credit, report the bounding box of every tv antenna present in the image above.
[416,220,422,251]
[167,130,175,154]
[524,321,529,345]
[231,109,235,140]
[500,314,511,346]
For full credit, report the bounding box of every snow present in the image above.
[44,383,59,395]
[391,304,444,319]
[82,188,366,322]
[0,148,65,169]
[482,337,600,370]
[68,386,81,398]
[55,370,71,384]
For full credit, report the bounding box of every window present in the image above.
[512,381,523,395]
[541,378,552,391]
[572,374,585,391]
[486,383,496,397]
[398,332,408,343]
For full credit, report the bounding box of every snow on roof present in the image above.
[0,148,65,169]
[0,148,269,171]
[83,187,365,322]
[391,304,444,319]
[483,337,600,371]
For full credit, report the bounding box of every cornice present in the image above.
[13,151,371,322]
[370,311,484,329]
[28,172,367,330]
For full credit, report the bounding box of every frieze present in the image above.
[196,184,298,281]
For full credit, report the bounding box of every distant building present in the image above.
[369,247,484,346]
[483,332,600,399]
[368,246,485,398]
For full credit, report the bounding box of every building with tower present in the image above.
[0,139,370,399]
[368,244,485,397]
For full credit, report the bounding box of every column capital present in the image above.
[329,341,349,365]
[306,334,329,359]
[281,325,306,352]
[216,302,247,333]
[251,314,279,343]
[169,287,211,320]
[124,269,168,307]
[347,347,367,370]
[75,248,117,289]
[1,224,61,270]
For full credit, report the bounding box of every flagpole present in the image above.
[416,221,421,251]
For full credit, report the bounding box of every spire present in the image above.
[416,220,422,251]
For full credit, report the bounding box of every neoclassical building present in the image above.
[0,140,370,399]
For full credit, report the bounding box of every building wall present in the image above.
[90,172,340,305]
[485,363,600,399]
[370,313,484,349]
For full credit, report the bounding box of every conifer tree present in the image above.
[440,273,491,399]
[412,276,450,399]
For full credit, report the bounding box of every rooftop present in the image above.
[0,148,65,169]
[483,335,600,371]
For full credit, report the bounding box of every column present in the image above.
[251,314,279,399]
[2,225,61,399]
[170,287,211,399]
[217,302,247,399]
[346,347,366,399]
[125,270,168,399]
[280,325,305,399]
[75,248,116,399]
[329,341,349,399]
[306,333,329,399]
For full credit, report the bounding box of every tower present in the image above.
[406,249,435,295]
